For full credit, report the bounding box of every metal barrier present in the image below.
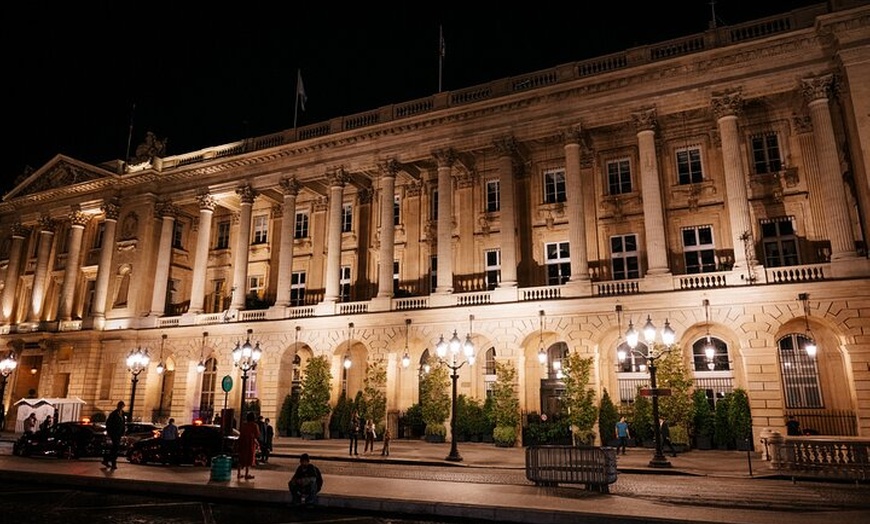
[525,445,618,492]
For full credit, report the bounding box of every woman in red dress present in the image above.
[237,411,261,480]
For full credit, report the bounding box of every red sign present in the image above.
[640,388,672,397]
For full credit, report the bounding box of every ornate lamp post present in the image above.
[232,329,261,423]
[126,346,150,421]
[622,315,676,468]
[0,351,17,429]
[434,315,476,462]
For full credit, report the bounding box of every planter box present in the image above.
[425,434,445,443]
[301,432,323,440]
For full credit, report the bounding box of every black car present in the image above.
[13,421,109,459]
[119,422,163,453]
[126,423,238,466]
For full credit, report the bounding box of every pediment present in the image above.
[3,155,118,201]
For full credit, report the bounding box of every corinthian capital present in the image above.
[380,159,401,178]
[327,169,349,188]
[280,177,302,196]
[197,192,217,211]
[236,184,258,204]
[432,148,457,168]
[800,74,834,103]
[631,108,657,133]
[711,89,743,120]
[69,207,91,228]
[38,215,57,233]
[101,199,121,221]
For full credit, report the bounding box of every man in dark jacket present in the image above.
[103,401,126,469]
[288,453,323,505]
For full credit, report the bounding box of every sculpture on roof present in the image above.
[130,131,168,164]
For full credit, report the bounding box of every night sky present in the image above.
[3,1,822,195]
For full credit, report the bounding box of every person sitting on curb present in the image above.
[288,453,323,506]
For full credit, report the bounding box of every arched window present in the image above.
[198,357,217,421]
[484,346,496,397]
[692,336,730,371]
[546,342,568,380]
[617,341,648,373]
[418,348,432,400]
[778,333,823,408]
[292,354,302,384]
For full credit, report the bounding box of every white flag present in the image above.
[296,69,307,112]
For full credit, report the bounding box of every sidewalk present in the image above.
[1,432,869,524]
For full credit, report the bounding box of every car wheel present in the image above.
[193,451,210,467]
[129,449,146,465]
[61,444,76,460]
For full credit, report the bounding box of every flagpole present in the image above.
[293,68,300,129]
[125,102,136,163]
[438,25,444,93]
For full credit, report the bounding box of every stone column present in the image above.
[58,207,91,321]
[230,185,257,310]
[564,127,590,282]
[149,201,178,316]
[494,138,518,288]
[322,171,347,303]
[27,216,56,323]
[274,177,301,307]
[92,200,119,330]
[1,223,29,322]
[633,108,670,275]
[801,74,857,260]
[377,161,399,298]
[188,193,216,314]
[434,149,456,294]
[712,90,753,269]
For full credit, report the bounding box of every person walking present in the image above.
[288,453,323,506]
[237,411,261,480]
[256,415,266,464]
[348,411,360,456]
[363,418,377,454]
[786,416,801,436]
[103,401,126,469]
[260,417,274,463]
[23,413,38,435]
[615,416,631,455]
[161,418,179,464]
[660,418,677,457]
[380,426,392,457]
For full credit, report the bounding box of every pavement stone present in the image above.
[1,432,869,524]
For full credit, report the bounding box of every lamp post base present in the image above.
[445,451,463,462]
[648,455,673,468]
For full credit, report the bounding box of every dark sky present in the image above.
[3,1,822,195]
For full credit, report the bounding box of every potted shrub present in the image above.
[425,422,447,443]
[691,390,714,450]
[493,425,517,447]
[300,420,324,439]
[329,392,351,439]
[419,362,449,443]
[714,394,733,449]
[298,355,332,440]
[631,392,653,447]
[729,388,753,451]
[490,361,520,447]
[560,352,598,446]
[598,389,620,447]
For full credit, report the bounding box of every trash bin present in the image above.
[210,455,232,482]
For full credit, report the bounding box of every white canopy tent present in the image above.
[13,397,86,433]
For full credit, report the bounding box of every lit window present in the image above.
[611,234,640,280]
[294,211,309,239]
[484,249,501,290]
[778,333,823,408]
[682,226,716,274]
[342,204,353,233]
[290,271,306,307]
[252,215,268,244]
[545,241,570,285]
[340,266,351,302]
[486,179,500,212]
[543,169,566,204]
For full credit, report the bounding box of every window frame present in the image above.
[252,214,269,244]
[682,225,717,274]
[544,241,570,285]
[543,169,567,204]
[610,234,640,280]
[606,158,632,195]
[676,146,704,185]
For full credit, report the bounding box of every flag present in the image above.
[296,69,307,112]
[439,25,445,59]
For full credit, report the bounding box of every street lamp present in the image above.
[621,315,676,468]
[126,346,150,421]
[434,314,476,462]
[232,329,261,423]
[0,351,17,429]
[401,319,411,369]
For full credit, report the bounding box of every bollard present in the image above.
[210,454,232,482]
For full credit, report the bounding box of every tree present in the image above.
[298,355,332,435]
[277,389,301,437]
[419,360,449,439]
[691,389,715,448]
[598,388,620,446]
[329,391,352,437]
[655,346,694,434]
[631,391,653,446]
[728,388,753,449]
[561,352,598,445]
[714,393,732,449]
[362,358,387,431]
[490,361,520,446]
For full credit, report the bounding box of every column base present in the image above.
[490,286,519,303]
[561,279,593,298]
[830,256,870,278]
[369,296,392,312]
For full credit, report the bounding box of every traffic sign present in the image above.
[640,388,672,397]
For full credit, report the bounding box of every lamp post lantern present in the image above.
[434,315,476,462]
[232,329,261,423]
[125,346,150,421]
[0,351,17,429]
[622,315,675,468]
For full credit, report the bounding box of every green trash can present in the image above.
[210,455,232,482]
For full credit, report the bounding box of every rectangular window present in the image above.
[248,274,265,299]
[486,179,500,212]
[545,241,570,285]
[484,249,501,290]
[543,169,566,204]
[762,217,799,267]
[393,195,401,226]
[393,260,400,294]
[211,279,226,313]
[676,147,703,185]
[611,234,640,280]
[751,133,782,174]
[339,265,351,302]
[290,271,307,307]
[430,188,439,220]
[216,220,230,249]
[682,226,716,274]
[252,214,268,244]
[607,159,632,195]
[780,334,823,409]
[342,204,353,233]
[93,222,105,249]
[429,256,437,293]
[294,211,309,239]
[172,221,184,249]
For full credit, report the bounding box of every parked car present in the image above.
[13,421,109,459]
[120,422,163,453]
[126,423,238,466]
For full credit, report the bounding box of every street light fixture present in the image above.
[621,315,676,468]
[343,322,354,370]
[156,334,167,375]
[434,314,475,462]
[401,319,411,369]
[232,329,261,423]
[537,310,547,365]
[0,350,17,429]
[196,332,209,373]
[799,293,817,358]
[126,346,150,421]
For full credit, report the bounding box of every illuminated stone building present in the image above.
[1,2,868,447]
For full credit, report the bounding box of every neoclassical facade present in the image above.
[1,2,869,447]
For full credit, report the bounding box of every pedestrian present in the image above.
[256,415,266,464]
[786,416,801,436]
[161,418,179,463]
[103,401,126,469]
[615,416,631,455]
[348,411,360,456]
[39,414,53,433]
[381,426,391,457]
[288,453,323,506]
[363,418,377,454]
[23,413,38,435]
[260,417,274,463]
[237,411,261,480]
[660,418,677,457]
